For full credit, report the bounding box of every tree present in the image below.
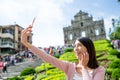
[109,27,120,40]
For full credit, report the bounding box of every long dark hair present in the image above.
[77,37,99,69]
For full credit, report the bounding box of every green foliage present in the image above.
[111,68,120,79]
[116,27,120,36]
[97,55,118,61]
[109,59,120,68]
[109,49,120,58]
[107,55,119,61]
[54,54,60,58]
[100,61,106,66]
[109,49,119,55]
[117,52,120,58]
[110,32,117,40]
[94,39,112,52]
[24,75,34,80]
[46,68,63,75]
[7,76,22,80]
[48,75,66,80]
[107,44,113,47]
[42,73,65,80]
[59,52,78,62]
[35,74,48,80]
[96,52,104,58]
[20,67,36,76]
[106,68,113,75]
[64,48,73,53]
[35,63,55,73]
[109,27,120,40]
[97,55,108,61]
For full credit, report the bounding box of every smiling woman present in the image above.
[21,24,105,80]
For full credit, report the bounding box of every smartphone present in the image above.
[31,17,36,27]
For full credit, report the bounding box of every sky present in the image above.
[0,0,120,47]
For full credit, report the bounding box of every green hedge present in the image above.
[106,68,113,75]
[35,63,55,73]
[64,48,73,53]
[24,75,34,80]
[35,74,48,80]
[42,73,65,80]
[109,59,120,69]
[20,67,36,76]
[111,68,120,79]
[109,49,118,55]
[46,69,63,75]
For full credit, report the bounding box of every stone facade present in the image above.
[63,10,106,46]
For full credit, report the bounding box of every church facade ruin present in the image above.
[63,10,106,46]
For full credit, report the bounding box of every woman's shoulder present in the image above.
[94,66,105,73]
[97,66,105,70]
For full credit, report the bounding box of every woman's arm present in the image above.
[29,45,69,73]
[21,25,69,73]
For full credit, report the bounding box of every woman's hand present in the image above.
[78,48,89,69]
[21,25,32,48]
[81,52,89,69]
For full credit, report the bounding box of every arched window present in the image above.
[69,34,73,40]
[95,29,99,35]
[81,22,83,26]
[81,31,86,37]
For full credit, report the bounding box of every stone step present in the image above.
[1,58,43,78]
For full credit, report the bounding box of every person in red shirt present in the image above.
[0,58,4,74]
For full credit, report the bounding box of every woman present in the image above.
[21,25,105,80]
[0,58,3,75]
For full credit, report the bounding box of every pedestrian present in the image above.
[49,47,54,56]
[2,61,8,73]
[21,24,105,80]
[0,58,4,77]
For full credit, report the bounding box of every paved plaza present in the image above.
[0,58,43,79]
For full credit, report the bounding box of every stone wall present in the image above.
[63,10,106,45]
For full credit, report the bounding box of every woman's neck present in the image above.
[75,62,91,70]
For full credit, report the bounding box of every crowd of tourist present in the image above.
[0,45,71,75]
[0,50,34,74]
[43,46,65,56]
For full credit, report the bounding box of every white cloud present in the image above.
[0,0,119,47]
[0,0,74,47]
[1,0,76,47]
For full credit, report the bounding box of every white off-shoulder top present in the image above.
[72,69,93,80]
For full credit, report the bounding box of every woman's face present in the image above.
[74,40,87,59]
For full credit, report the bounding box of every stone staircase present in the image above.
[1,58,43,79]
